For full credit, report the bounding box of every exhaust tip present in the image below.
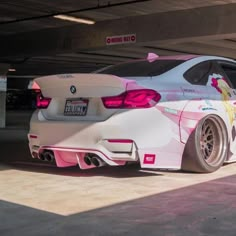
[39,150,55,162]
[84,153,106,167]
[90,155,105,167]
[44,151,54,162]
[91,156,100,167]
[84,155,92,166]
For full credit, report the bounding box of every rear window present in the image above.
[97,59,185,77]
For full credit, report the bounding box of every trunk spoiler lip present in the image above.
[34,73,153,82]
[34,73,141,92]
[35,73,121,81]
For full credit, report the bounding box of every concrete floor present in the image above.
[1,111,236,236]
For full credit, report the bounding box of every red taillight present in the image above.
[107,139,133,143]
[29,134,38,139]
[102,89,161,109]
[36,93,51,109]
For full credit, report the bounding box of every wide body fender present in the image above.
[179,99,236,161]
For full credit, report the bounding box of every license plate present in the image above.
[64,99,88,116]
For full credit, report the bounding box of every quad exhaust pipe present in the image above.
[84,154,105,167]
[37,150,104,166]
[39,150,55,162]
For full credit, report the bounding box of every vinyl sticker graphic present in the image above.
[210,74,235,124]
[143,154,156,164]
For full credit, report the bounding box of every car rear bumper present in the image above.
[28,109,185,169]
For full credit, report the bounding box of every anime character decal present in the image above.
[210,73,236,151]
[210,73,235,124]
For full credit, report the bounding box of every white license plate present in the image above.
[64,99,88,116]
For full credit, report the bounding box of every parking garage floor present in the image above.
[1,111,236,236]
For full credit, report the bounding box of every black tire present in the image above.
[181,115,228,173]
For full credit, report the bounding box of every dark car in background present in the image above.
[6,89,40,110]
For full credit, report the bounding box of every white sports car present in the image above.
[28,53,236,173]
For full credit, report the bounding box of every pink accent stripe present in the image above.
[107,139,133,143]
[29,134,38,139]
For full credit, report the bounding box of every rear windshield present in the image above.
[97,59,185,77]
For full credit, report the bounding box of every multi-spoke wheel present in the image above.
[182,115,228,173]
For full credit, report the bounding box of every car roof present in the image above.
[147,54,234,63]
[154,54,199,61]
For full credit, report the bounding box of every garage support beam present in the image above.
[0,64,10,128]
[1,4,236,57]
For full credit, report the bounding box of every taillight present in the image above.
[102,89,161,109]
[36,93,51,109]
[29,134,38,139]
[107,139,133,143]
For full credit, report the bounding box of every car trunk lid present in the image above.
[35,73,132,121]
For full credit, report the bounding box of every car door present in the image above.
[179,61,220,144]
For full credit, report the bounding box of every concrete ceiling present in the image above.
[1,0,236,78]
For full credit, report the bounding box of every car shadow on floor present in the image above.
[1,174,236,236]
[0,162,162,178]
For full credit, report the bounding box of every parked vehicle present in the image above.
[6,89,40,110]
[28,53,236,173]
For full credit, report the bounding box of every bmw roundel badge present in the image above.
[70,85,77,94]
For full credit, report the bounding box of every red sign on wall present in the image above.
[106,34,136,45]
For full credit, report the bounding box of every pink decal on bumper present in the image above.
[143,154,156,164]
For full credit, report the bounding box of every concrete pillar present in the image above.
[0,64,10,128]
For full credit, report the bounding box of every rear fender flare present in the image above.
[179,100,231,144]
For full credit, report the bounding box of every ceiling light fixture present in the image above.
[0,0,150,25]
[53,14,95,25]
[8,68,16,72]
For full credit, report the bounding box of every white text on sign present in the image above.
[106,34,136,45]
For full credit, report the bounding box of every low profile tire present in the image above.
[181,115,228,173]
